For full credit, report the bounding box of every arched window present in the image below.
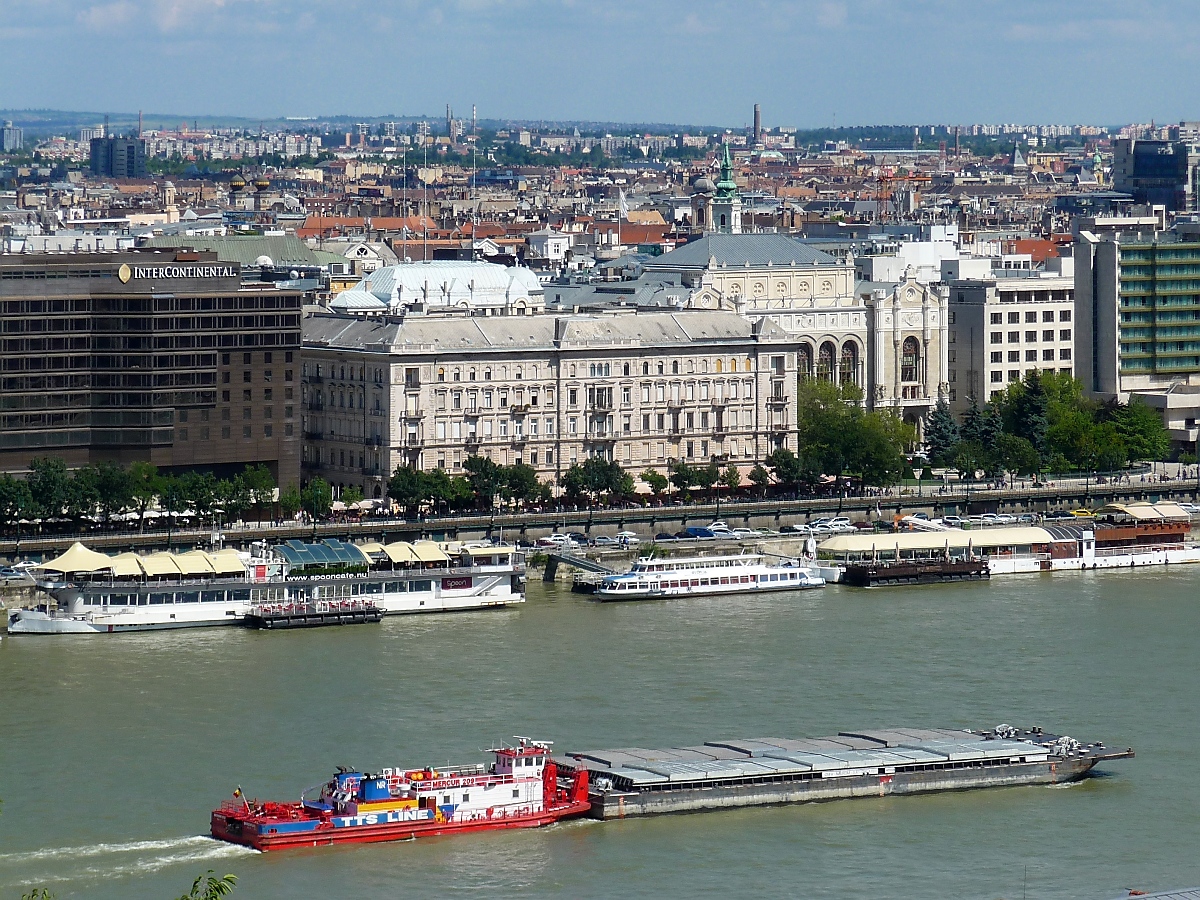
[798,344,813,380]
[817,342,836,381]
[469,368,476,381]
[715,359,723,373]
[839,342,859,386]
[437,367,445,382]
[623,362,630,377]
[720,214,727,227]
[484,368,491,380]
[452,368,461,381]
[901,337,921,382]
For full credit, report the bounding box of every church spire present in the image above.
[715,144,738,200]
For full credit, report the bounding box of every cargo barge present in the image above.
[558,725,1132,819]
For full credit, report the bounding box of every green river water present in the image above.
[1,569,1198,899]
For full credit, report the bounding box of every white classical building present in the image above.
[329,260,545,316]
[644,233,948,434]
[300,310,801,498]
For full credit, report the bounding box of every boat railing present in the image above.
[1092,542,1187,558]
[249,598,380,617]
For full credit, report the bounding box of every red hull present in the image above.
[211,800,592,851]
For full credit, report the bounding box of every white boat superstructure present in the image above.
[7,538,525,634]
[597,552,824,601]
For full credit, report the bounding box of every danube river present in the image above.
[2,569,1198,899]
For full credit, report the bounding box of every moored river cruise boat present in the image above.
[211,738,591,850]
[816,502,1200,583]
[7,538,524,634]
[597,552,824,601]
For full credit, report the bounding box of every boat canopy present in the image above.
[274,539,370,569]
[175,550,218,576]
[1095,501,1191,521]
[818,526,1059,555]
[111,552,147,578]
[141,552,183,576]
[411,540,451,563]
[211,549,248,575]
[38,542,115,574]
[464,545,512,557]
[380,542,420,563]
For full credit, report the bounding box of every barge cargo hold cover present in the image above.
[560,726,1133,820]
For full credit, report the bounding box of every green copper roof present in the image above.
[714,144,738,199]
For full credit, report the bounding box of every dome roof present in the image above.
[254,255,273,267]
[254,177,270,190]
[693,177,716,194]
[230,175,246,189]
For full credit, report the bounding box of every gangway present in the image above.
[900,515,953,532]
[542,551,617,582]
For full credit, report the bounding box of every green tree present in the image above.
[954,442,987,480]
[301,478,333,521]
[924,398,960,466]
[341,484,365,508]
[279,482,302,519]
[1110,399,1169,462]
[21,890,55,900]
[388,466,427,514]
[129,461,159,530]
[748,463,771,497]
[27,457,71,520]
[1092,422,1129,472]
[177,470,218,520]
[216,476,252,523]
[0,473,32,530]
[639,468,669,497]
[93,461,134,523]
[765,447,804,487]
[65,465,100,524]
[242,463,277,522]
[720,464,742,493]
[503,462,545,505]
[693,461,720,492]
[669,461,693,493]
[463,455,504,508]
[993,433,1041,476]
[177,870,237,900]
[960,399,987,446]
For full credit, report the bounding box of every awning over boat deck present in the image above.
[210,549,248,575]
[1095,501,1192,521]
[411,540,451,563]
[465,545,513,557]
[38,542,115,574]
[358,541,387,557]
[174,550,218,575]
[379,542,420,564]
[275,539,370,568]
[111,552,147,577]
[141,553,183,576]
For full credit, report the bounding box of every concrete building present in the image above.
[1,121,22,153]
[0,250,302,482]
[1112,138,1200,212]
[945,260,1076,411]
[89,136,147,179]
[1076,231,1200,399]
[300,311,800,498]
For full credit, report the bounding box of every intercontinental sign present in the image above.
[117,263,237,283]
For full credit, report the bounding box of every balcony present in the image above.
[303,430,324,440]
[510,403,531,414]
[361,466,382,477]
[766,395,788,407]
[404,435,424,448]
[365,435,383,447]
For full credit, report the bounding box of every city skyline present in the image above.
[1,0,1199,126]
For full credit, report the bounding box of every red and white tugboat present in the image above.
[211,738,590,851]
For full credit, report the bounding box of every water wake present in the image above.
[0,835,257,887]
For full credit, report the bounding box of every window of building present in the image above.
[263,424,273,437]
[1042,330,1054,342]
[222,372,230,384]
[1060,329,1071,341]
[1060,348,1072,360]
[568,417,577,434]
[991,371,1003,383]
[1008,331,1019,343]
[243,370,251,383]
[990,332,1003,345]
[1042,349,1054,361]
[1025,331,1037,342]
[1008,312,1020,324]
[900,337,920,382]
[1025,311,1037,323]
[243,389,252,401]
[990,312,1003,325]
[222,353,231,365]
[1008,370,1020,382]
[438,367,445,382]
[568,389,578,406]
[1042,310,1054,322]
[672,360,679,375]
[1008,351,1020,362]
[452,392,461,409]
[622,386,631,405]
[243,425,252,438]
[642,414,650,431]
[1060,310,1072,322]
[545,418,554,435]
[1026,350,1038,362]
[222,390,230,402]
[244,353,252,365]
[242,407,251,420]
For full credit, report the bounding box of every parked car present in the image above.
[654,533,677,542]
[685,526,718,539]
[567,532,589,545]
[828,517,855,533]
[780,524,811,535]
[940,515,966,528]
[1016,513,1038,524]
[994,513,1017,525]
[616,530,641,546]
[536,534,579,550]
[592,535,618,547]
[1070,508,1096,518]
[731,528,757,538]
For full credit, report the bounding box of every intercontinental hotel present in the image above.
[0,249,301,482]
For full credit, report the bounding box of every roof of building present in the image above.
[646,233,840,270]
[302,309,790,356]
[354,260,543,308]
[140,234,345,268]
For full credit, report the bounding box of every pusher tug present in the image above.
[211,738,590,850]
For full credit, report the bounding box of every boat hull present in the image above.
[211,801,591,851]
[597,580,824,602]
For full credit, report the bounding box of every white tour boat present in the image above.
[7,538,525,634]
[597,552,824,601]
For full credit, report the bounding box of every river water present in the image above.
[1,569,1198,899]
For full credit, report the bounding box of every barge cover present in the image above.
[562,725,1133,820]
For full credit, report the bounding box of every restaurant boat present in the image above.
[7,538,525,634]
[211,738,591,850]
[596,551,824,601]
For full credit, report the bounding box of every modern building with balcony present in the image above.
[300,311,801,498]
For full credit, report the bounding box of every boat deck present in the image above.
[242,600,383,629]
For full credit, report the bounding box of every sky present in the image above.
[1,0,1198,128]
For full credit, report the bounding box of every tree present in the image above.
[463,455,504,508]
[27,457,70,520]
[668,461,692,493]
[0,474,32,530]
[765,448,803,487]
[720,464,742,493]
[216,476,252,523]
[279,482,302,519]
[1092,422,1128,472]
[503,462,545,505]
[388,466,427,514]
[301,478,333,521]
[242,464,277,522]
[177,470,218,520]
[924,399,960,466]
[748,463,771,497]
[177,870,237,900]
[129,461,159,531]
[993,433,1041,476]
[693,461,720,492]
[954,442,987,480]
[1110,399,1169,462]
[64,465,100,524]
[93,461,134,523]
[960,399,986,447]
[639,468,669,497]
[341,484,365,507]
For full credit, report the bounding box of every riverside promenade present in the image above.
[2,468,1197,560]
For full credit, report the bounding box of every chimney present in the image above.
[753,104,761,143]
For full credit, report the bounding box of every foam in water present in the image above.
[0,835,257,888]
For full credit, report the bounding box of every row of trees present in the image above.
[0,458,289,532]
[925,372,1170,478]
